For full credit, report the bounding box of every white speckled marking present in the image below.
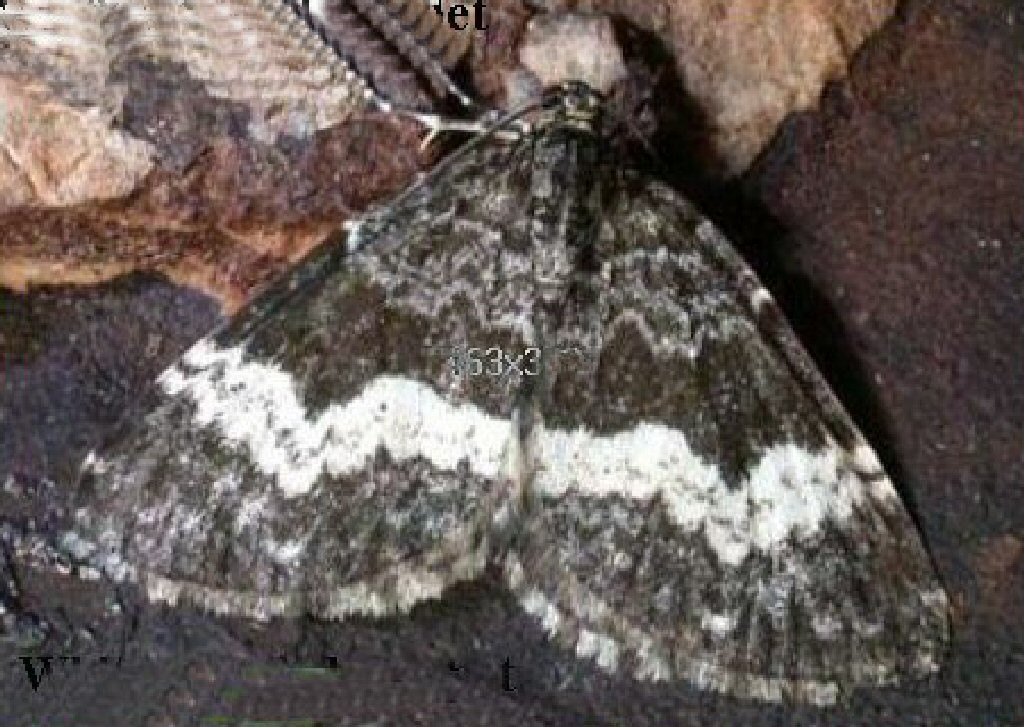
[534,427,871,566]
[140,546,487,621]
[851,442,885,477]
[634,635,673,681]
[576,628,621,670]
[161,338,886,565]
[919,588,948,609]
[344,219,369,253]
[748,286,773,313]
[159,338,515,497]
[504,553,852,706]
[811,611,845,639]
[521,587,562,634]
[700,608,739,636]
[81,450,109,475]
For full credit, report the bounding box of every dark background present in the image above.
[1,0,1021,724]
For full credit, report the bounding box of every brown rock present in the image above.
[0,2,439,310]
[1,17,432,309]
[0,107,425,312]
[0,77,154,213]
[518,13,628,100]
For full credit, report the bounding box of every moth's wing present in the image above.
[507,179,950,704]
[73,134,540,621]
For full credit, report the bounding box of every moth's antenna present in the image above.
[351,98,543,236]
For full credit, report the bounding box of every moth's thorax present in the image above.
[527,85,605,313]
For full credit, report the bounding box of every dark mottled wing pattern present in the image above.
[74,130,544,620]
[72,84,948,705]
[505,172,949,704]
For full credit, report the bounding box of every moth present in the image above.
[63,79,951,706]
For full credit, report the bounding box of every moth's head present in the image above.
[539,80,604,136]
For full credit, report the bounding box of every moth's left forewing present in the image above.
[73,133,543,622]
[508,177,950,704]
